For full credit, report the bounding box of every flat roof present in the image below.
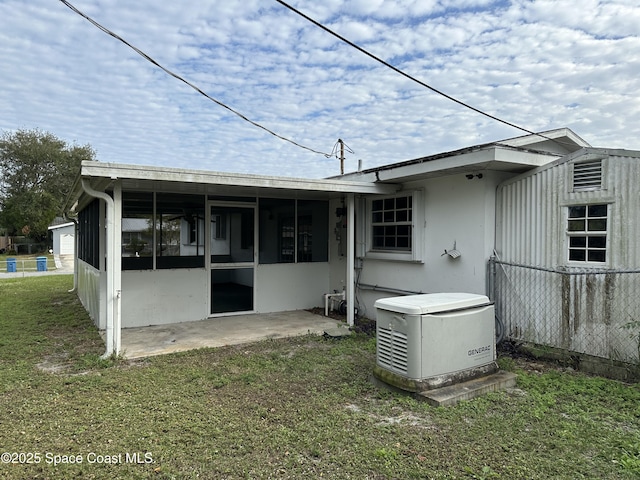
[79,161,397,195]
[334,128,590,183]
[66,161,399,210]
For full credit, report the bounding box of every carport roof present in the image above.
[70,161,398,209]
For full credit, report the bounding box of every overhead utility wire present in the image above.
[59,0,332,157]
[274,0,546,140]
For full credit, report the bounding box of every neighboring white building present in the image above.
[48,221,75,256]
[67,128,639,365]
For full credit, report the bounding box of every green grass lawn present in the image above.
[1,275,639,479]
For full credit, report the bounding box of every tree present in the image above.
[0,129,96,242]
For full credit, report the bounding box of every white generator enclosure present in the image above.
[374,293,497,392]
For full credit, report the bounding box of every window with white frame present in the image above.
[371,195,412,251]
[365,192,422,261]
[567,204,607,263]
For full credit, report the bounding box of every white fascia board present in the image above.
[80,161,396,195]
[370,148,543,182]
[492,147,561,166]
[348,147,560,183]
[363,149,494,182]
[499,128,591,149]
[48,222,75,231]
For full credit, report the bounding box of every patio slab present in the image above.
[117,310,347,359]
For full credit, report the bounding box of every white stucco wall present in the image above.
[328,198,348,292]
[255,262,330,313]
[105,262,332,329]
[330,171,515,319]
[121,268,209,328]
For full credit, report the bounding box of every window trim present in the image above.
[565,203,609,266]
[364,191,423,262]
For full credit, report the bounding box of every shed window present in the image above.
[567,204,607,263]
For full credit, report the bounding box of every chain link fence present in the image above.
[1,257,51,275]
[489,258,640,365]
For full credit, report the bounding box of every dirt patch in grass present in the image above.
[36,353,73,374]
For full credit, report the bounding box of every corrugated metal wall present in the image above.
[609,154,640,267]
[494,150,640,363]
[497,151,640,269]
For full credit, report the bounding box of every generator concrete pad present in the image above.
[323,327,353,338]
[416,371,517,407]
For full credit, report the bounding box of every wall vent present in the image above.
[573,159,602,191]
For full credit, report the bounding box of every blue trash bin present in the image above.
[36,256,48,272]
[7,258,16,273]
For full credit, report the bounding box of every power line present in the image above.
[58,0,332,158]
[274,0,546,140]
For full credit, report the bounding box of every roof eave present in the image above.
[341,145,561,183]
[70,162,397,209]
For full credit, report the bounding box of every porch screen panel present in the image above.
[259,198,295,264]
[122,192,153,270]
[156,193,205,269]
[297,200,328,262]
[78,198,100,269]
[210,206,254,264]
[259,198,328,264]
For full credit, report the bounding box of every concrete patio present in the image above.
[115,310,347,359]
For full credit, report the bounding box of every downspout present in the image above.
[346,194,355,326]
[80,178,118,358]
[112,183,122,356]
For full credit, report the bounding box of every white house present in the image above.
[68,163,395,355]
[68,128,639,365]
[48,221,75,256]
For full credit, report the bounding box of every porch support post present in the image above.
[346,194,355,327]
[113,182,122,355]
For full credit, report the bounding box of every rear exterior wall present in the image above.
[328,171,514,319]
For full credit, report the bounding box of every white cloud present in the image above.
[0,0,638,178]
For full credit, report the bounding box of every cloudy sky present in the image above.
[1,0,639,178]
